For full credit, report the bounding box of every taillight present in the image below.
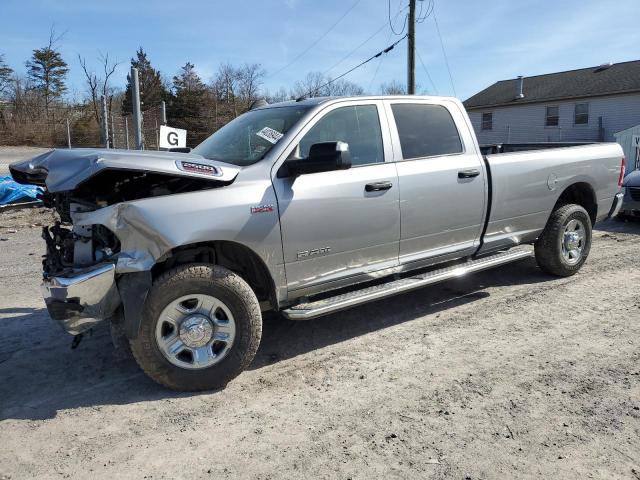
[618,157,626,187]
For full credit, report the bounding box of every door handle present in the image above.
[365,181,393,192]
[458,169,481,179]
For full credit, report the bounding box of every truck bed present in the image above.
[480,143,624,253]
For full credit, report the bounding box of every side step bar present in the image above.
[282,247,534,320]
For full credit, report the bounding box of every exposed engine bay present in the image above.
[34,163,232,277]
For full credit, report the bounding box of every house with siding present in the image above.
[463,60,640,145]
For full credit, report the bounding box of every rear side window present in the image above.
[391,103,463,159]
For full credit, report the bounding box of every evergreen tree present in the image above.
[0,54,13,97]
[168,62,208,145]
[122,47,168,114]
[25,33,68,116]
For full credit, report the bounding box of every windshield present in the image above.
[192,105,311,166]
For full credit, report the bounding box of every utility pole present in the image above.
[131,66,144,150]
[407,0,416,95]
[101,95,110,148]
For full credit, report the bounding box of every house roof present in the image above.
[464,60,640,110]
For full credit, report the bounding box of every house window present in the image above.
[574,103,589,125]
[545,106,559,127]
[481,112,493,130]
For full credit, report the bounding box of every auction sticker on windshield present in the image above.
[256,127,284,144]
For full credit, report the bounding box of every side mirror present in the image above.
[284,141,351,177]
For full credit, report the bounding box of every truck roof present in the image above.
[259,95,459,109]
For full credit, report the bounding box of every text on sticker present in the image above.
[256,127,284,144]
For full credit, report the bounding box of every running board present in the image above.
[282,247,534,320]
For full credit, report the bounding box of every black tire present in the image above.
[534,204,592,277]
[130,264,262,391]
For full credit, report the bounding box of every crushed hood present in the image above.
[9,148,241,192]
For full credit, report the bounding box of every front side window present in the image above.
[545,106,559,127]
[391,103,463,159]
[192,105,310,166]
[574,103,589,124]
[481,112,493,131]
[291,105,384,166]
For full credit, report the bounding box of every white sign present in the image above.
[159,125,187,149]
[256,126,284,144]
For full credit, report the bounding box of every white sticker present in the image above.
[256,126,284,144]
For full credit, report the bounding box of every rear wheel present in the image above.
[130,264,262,391]
[534,204,592,277]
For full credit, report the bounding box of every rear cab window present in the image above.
[390,103,463,159]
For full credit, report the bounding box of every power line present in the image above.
[323,22,388,77]
[416,49,438,94]
[302,34,408,99]
[267,0,362,80]
[388,0,409,35]
[433,9,456,97]
[416,0,434,23]
[368,29,394,93]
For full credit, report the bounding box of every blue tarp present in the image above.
[0,176,42,205]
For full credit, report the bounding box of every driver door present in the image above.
[272,101,400,297]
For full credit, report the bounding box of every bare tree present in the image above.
[79,52,120,125]
[380,80,406,95]
[325,78,364,96]
[237,63,265,108]
[290,71,326,98]
[214,63,241,117]
[291,72,364,98]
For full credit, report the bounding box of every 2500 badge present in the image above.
[297,246,331,260]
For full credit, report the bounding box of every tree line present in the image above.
[0,30,409,147]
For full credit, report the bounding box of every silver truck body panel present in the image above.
[9,95,624,335]
[383,98,488,268]
[481,143,623,252]
[9,148,241,191]
[41,263,120,335]
[72,175,289,303]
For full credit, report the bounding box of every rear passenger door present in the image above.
[385,100,487,267]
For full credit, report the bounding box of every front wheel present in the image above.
[130,264,262,391]
[534,204,592,277]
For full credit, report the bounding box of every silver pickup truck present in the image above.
[10,95,625,391]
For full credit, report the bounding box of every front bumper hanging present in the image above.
[41,263,121,335]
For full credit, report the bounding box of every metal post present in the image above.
[101,95,110,148]
[131,66,144,150]
[66,117,71,148]
[407,0,416,95]
[161,100,167,125]
[110,114,116,149]
[124,117,130,149]
[155,119,160,150]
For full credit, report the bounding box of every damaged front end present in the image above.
[11,148,238,335]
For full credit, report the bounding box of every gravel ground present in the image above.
[0,208,639,479]
[0,146,49,174]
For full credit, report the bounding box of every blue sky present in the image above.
[1,0,639,101]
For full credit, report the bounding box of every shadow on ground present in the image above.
[595,216,640,234]
[0,257,555,421]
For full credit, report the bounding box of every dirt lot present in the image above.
[0,146,49,175]
[0,208,638,479]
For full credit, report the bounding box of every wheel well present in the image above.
[152,241,277,309]
[554,182,597,225]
